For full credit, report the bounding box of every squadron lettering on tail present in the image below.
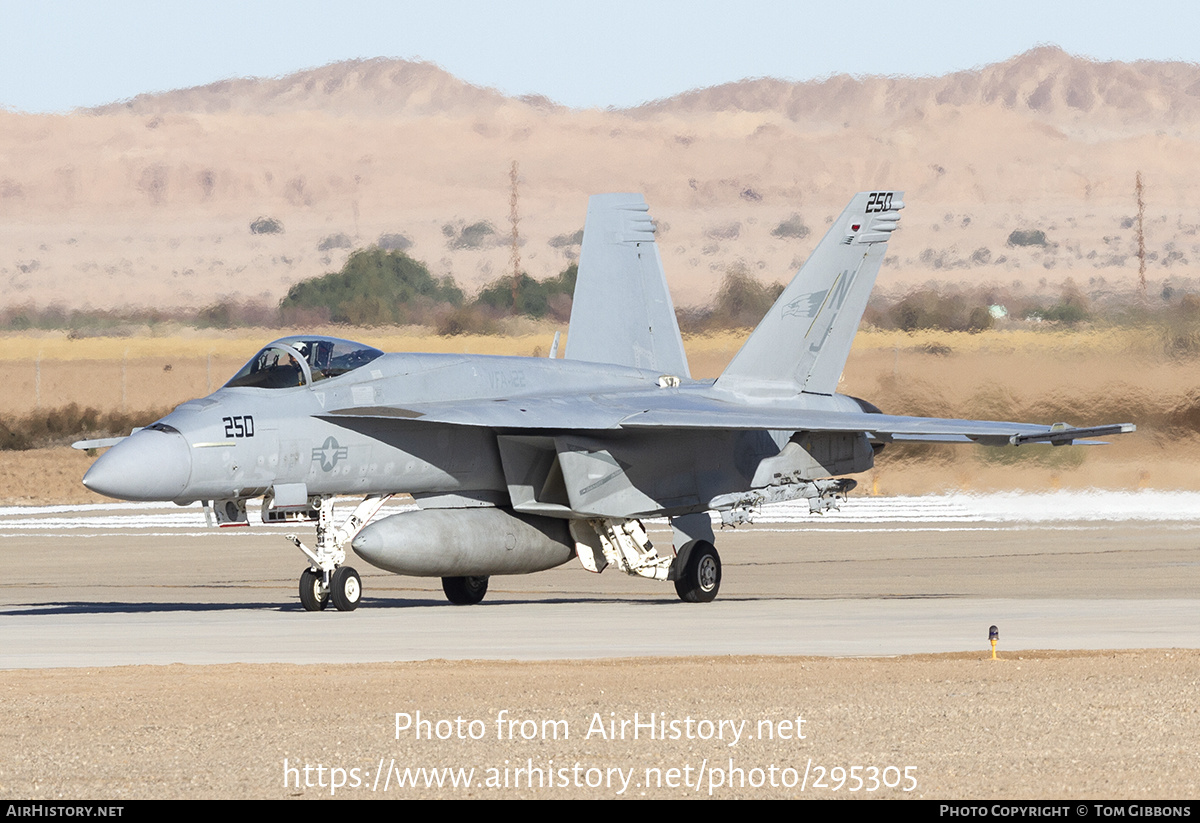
[79,191,1134,611]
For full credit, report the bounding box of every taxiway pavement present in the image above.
[3,492,1197,667]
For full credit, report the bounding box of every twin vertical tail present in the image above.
[715,191,904,396]
[564,190,902,393]
[564,194,691,378]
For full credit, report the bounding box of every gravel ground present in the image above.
[2,650,1196,800]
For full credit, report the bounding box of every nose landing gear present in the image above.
[289,495,389,612]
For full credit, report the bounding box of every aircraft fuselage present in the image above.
[83,349,875,518]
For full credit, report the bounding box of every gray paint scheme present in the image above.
[717,192,899,395]
[352,508,574,576]
[80,191,1134,598]
[565,193,690,378]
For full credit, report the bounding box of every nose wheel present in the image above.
[330,566,362,611]
[298,566,362,611]
[299,568,328,611]
[288,495,388,612]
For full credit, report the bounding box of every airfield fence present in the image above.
[0,353,244,415]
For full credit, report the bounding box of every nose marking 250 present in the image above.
[222,415,255,438]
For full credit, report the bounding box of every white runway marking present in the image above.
[5,491,1199,536]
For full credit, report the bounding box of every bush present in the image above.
[1023,279,1090,326]
[0,403,174,450]
[705,222,741,241]
[970,247,992,265]
[679,267,784,332]
[548,229,583,249]
[317,233,352,251]
[436,305,500,336]
[1007,229,1047,247]
[280,249,464,326]
[474,264,576,321]
[377,233,412,252]
[196,299,278,329]
[771,214,810,240]
[1030,303,1089,325]
[886,288,996,333]
[443,221,498,250]
[967,306,994,333]
[250,216,284,235]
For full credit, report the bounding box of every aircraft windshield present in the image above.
[224,336,383,389]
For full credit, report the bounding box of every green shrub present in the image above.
[443,221,497,250]
[1007,229,1047,247]
[886,288,996,332]
[280,249,464,326]
[771,214,810,240]
[377,233,412,252]
[250,216,284,235]
[475,264,577,321]
[548,229,583,249]
[1031,303,1089,325]
[0,403,174,450]
[678,267,784,332]
[317,233,352,251]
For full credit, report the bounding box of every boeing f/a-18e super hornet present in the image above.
[79,191,1134,611]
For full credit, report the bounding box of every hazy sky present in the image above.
[3,1,1199,112]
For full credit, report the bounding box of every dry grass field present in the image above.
[2,324,1185,409]
[1,325,1196,503]
[0,328,567,414]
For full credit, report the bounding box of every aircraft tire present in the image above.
[442,575,489,605]
[299,568,328,612]
[674,541,721,603]
[330,566,363,611]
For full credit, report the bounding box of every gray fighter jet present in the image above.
[79,191,1134,611]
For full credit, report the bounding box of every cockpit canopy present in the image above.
[224,336,384,389]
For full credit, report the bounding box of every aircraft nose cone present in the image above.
[83,429,192,501]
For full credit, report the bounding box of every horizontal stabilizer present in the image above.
[1010,423,1136,445]
[72,436,127,450]
[72,427,142,450]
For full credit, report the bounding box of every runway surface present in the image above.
[3,492,1198,668]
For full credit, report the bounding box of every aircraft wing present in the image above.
[620,407,1134,445]
[322,395,1134,446]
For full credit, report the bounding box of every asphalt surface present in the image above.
[4,492,1198,667]
[4,493,1198,800]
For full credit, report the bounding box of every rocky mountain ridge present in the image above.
[0,46,1194,311]
[88,47,1200,133]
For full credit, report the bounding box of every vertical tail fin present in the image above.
[714,191,903,395]
[565,193,690,378]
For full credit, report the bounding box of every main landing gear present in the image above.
[672,541,721,603]
[572,516,722,603]
[288,495,388,612]
[441,575,489,605]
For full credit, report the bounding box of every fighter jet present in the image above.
[79,191,1134,611]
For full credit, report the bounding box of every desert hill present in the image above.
[636,46,1200,134]
[88,47,1200,132]
[1,47,1198,313]
[88,58,561,118]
